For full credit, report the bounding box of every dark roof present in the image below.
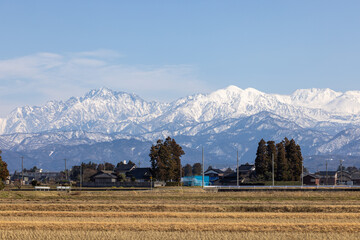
[303,174,320,179]
[317,171,337,177]
[93,173,117,179]
[126,168,152,179]
[205,168,223,174]
[91,170,117,180]
[223,168,234,174]
[116,163,136,172]
[238,164,255,172]
[351,172,360,180]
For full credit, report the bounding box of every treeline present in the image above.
[70,161,135,182]
[183,163,202,176]
[0,150,9,190]
[255,138,303,181]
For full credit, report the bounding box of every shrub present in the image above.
[31,180,40,186]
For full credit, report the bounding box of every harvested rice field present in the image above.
[0,188,360,239]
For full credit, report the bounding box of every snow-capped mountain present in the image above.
[1,85,360,171]
[2,85,360,136]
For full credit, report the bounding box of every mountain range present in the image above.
[1,86,360,172]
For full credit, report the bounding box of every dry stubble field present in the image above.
[1,188,360,239]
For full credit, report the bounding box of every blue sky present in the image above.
[0,1,360,116]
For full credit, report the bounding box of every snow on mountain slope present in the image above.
[1,86,360,136]
[1,88,166,135]
[0,130,143,152]
[325,91,360,114]
[287,88,342,108]
[316,128,360,154]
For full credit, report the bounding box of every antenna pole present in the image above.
[326,160,328,185]
[64,158,67,182]
[80,163,83,191]
[21,156,24,185]
[272,153,274,187]
[202,146,204,188]
[237,150,239,187]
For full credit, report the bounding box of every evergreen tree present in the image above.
[192,163,202,176]
[286,139,301,181]
[275,142,288,181]
[294,142,303,181]
[266,141,277,181]
[254,138,303,182]
[167,137,185,182]
[255,139,269,180]
[149,137,184,182]
[184,164,192,177]
[104,162,115,171]
[70,162,99,182]
[0,150,9,181]
[149,140,162,179]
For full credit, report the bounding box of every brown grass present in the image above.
[1,221,360,232]
[1,230,359,240]
[1,189,360,239]
[0,202,359,213]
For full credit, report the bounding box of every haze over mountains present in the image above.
[1,86,360,172]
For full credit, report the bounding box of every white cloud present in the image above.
[74,49,123,59]
[0,50,210,117]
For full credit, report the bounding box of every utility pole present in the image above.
[64,158,67,182]
[272,153,274,187]
[236,150,239,187]
[179,159,182,187]
[202,146,204,188]
[340,159,344,185]
[301,162,304,187]
[80,164,82,191]
[325,160,328,185]
[21,156,24,185]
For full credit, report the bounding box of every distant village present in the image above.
[5,160,360,188]
[2,137,360,188]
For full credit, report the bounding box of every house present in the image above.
[90,170,118,184]
[303,174,320,185]
[316,171,338,185]
[217,164,256,185]
[204,167,224,184]
[336,171,352,185]
[126,168,152,182]
[351,171,360,185]
[11,171,62,184]
[223,168,234,176]
[115,160,136,174]
[238,163,255,174]
[11,173,36,185]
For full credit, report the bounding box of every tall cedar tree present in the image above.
[0,150,9,181]
[254,139,269,180]
[255,138,303,182]
[149,137,185,182]
[192,163,202,176]
[285,139,300,181]
[275,142,289,181]
[169,137,185,182]
[294,142,303,181]
[184,164,193,176]
[266,141,277,181]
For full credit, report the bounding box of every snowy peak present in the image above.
[1,85,360,135]
[290,88,342,108]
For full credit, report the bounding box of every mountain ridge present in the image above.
[1,86,360,172]
[2,86,360,136]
